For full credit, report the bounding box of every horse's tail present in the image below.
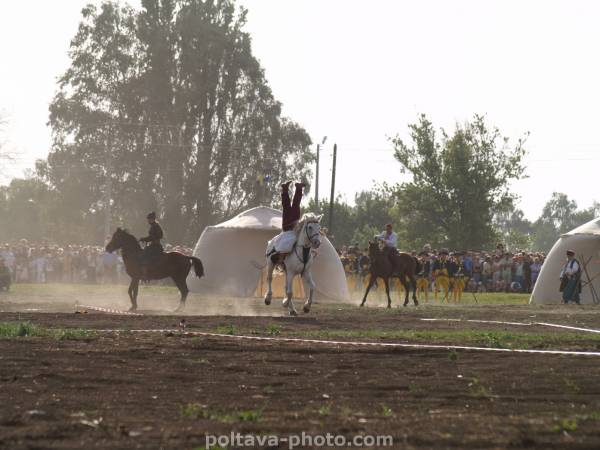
[190,256,204,278]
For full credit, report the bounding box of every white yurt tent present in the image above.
[530,218,600,304]
[188,206,350,302]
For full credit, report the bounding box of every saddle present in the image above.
[382,247,402,275]
[139,248,166,267]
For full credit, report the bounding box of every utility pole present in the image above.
[328,143,337,237]
[315,144,320,208]
[315,136,327,209]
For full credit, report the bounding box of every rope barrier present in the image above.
[421,318,600,334]
[76,304,144,316]
[71,304,600,356]
[84,328,600,357]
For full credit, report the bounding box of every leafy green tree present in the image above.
[493,203,534,251]
[532,192,596,251]
[45,0,313,244]
[390,114,527,250]
[307,196,355,247]
[353,189,395,233]
[505,229,533,252]
[0,177,61,242]
[305,188,397,249]
[350,224,381,250]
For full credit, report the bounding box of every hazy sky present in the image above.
[1,0,598,220]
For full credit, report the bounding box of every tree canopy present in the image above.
[390,114,527,250]
[532,193,597,251]
[43,0,313,244]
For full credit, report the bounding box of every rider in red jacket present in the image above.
[281,180,305,231]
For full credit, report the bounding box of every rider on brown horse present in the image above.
[140,211,164,279]
[377,223,400,272]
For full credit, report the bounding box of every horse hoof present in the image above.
[129,306,138,312]
[289,310,298,317]
[282,299,289,308]
[264,297,272,306]
[403,302,408,308]
[387,304,391,309]
[359,303,364,307]
[414,300,419,306]
[303,306,310,314]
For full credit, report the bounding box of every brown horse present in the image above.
[360,241,420,308]
[105,228,204,312]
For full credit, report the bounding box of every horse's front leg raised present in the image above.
[302,269,316,314]
[264,260,275,305]
[282,268,297,316]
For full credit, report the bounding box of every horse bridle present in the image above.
[304,222,321,244]
[293,222,321,275]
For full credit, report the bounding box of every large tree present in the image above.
[391,114,527,250]
[45,0,313,244]
[532,192,596,251]
[0,176,63,242]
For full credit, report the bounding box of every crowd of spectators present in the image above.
[339,242,546,294]
[0,239,193,287]
[0,236,546,296]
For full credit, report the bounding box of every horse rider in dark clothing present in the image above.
[140,212,164,279]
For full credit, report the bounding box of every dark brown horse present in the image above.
[360,241,420,308]
[105,228,204,312]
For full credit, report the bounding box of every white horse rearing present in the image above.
[264,213,323,316]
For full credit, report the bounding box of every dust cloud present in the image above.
[0,284,293,316]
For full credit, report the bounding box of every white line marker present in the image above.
[536,322,600,334]
[91,329,600,357]
[69,305,600,355]
[421,318,600,334]
[421,318,529,326]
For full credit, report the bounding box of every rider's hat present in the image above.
[566,249,575,256]
[147,211,157,220]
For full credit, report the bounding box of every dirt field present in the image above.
[2,285,600,449]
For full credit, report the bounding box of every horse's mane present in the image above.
[118,228,140,248]
[294,213,321,232]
